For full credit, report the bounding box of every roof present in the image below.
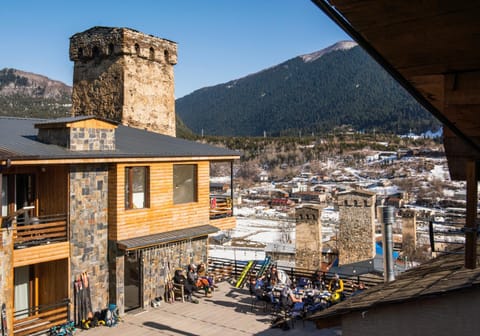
[309,246,480,320]
[0,117,240,163]
[312,1,480,181]
[117,224,219,250]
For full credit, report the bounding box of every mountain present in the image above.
[0,68,194,137]
[0,68,72,118]
[176,41,439,137]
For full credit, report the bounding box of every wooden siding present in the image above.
[210,216,236,231]
[37,165,68,216]
[13,242,69,268]
[38,259,69,306]
[109,161,212,241]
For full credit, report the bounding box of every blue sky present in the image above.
[1,0,349,98]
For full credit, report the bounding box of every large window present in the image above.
[173,164,197,204]
[125,167,149,209]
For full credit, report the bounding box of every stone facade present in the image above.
[110,237,208,313]
[295,205,323,270]
[69,27,177,136]
[0,226,13,334]
[37,127,116,151]
[337,190,376,265]
[69,164,109,313]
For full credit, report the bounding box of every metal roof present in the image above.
[0,117,240,161]
[117,224,219,250]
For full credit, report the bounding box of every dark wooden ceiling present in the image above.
[313,0,480,180]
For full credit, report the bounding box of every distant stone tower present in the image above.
[337,189,376,265]
[295,205,323,270]
[69,26,177,136]
[401,209,417,257]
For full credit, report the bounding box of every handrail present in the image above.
[207,256,383,294]
[13,214,68,249]
[13,299,69,336]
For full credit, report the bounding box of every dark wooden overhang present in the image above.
[311,0,480,268]
[117,224,219,251]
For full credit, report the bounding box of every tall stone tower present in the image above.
[69,27,177,136]
[295,205,323,270]
[337,189,376,265]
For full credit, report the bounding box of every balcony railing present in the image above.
[14,214,68,249]
[209,196,233,219]
[13,299,69,336]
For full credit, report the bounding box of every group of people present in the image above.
[172,262,216,303]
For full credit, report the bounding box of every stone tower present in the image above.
[295,205,323,270]
[337,189,376,265]
[401,209,417,258]
[69,26,177,136]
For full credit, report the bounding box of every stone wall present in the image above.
[70,27,177,137]
[295,205,323,270]
[38,127,115,151]
[337,191,376,265]
[110,237,208,312]
[0,227,13,334]
[69,164,109,313]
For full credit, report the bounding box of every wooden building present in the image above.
[0,116,238,335]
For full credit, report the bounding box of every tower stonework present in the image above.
[69,27,177,136]
[295,205,323,270]
[337,189,376,265]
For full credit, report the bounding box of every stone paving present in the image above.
[78,281,341,336]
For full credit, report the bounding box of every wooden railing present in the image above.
[207,257,384,295]
[13,299,69,336]
[209,196,233,220]
[14,214,68,249]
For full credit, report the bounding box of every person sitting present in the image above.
[173,269,197,303]
[328,273,345,303]
[197,262,217,289]
[188,264,211,297]
[350,281,366,296]
[311,270,326,290]
[266,266,279,288]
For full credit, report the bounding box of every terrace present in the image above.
[79,280,339,336]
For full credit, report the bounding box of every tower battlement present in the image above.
[69,26,177,65]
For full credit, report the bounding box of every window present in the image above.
[149,47,155,60]
[134,43,140,56]
[173,164,197,204]
[125,167,149,209]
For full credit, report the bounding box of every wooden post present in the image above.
[464,160,478,269]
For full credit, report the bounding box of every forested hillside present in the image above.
[176,42,439,137]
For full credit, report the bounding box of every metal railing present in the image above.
[207,256,383,295]
[209,196,233,220]
[14,214,68,249]
[13,299,69,336]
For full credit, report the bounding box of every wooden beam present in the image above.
[464,160,478,269]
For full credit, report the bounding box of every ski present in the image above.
[235,260,256,288]
[257,255,271,277]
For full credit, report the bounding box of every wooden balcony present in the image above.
[13,299,69,336]
[209,196,233,220]
[13,214,68,249]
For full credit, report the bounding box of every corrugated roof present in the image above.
[117,224,219,250]
[0,117,240,161]
[309,246,480,320]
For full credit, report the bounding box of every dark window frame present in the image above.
[125,166,150,210]
[173,164,198,204]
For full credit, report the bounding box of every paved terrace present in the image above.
[80,281,341,336]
